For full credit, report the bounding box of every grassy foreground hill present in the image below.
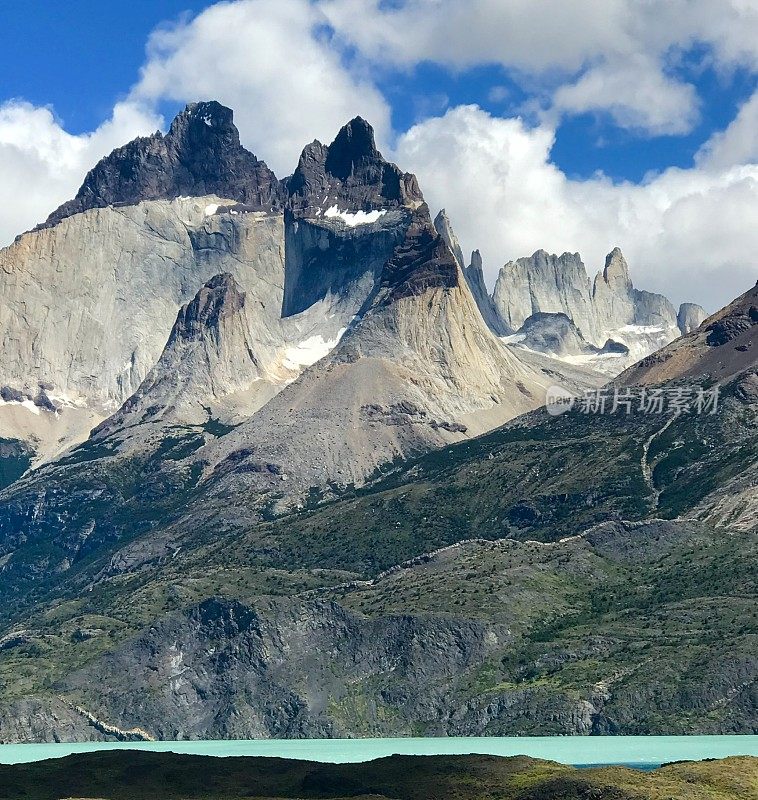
[0,752,755,800]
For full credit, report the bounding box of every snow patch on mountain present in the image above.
[0,397,41,416]
[323,206,387,226]
[282,329,348,371]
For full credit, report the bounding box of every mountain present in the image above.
[96,273,273,434]
[0,104,608,604]
[486,246,706,372]
[0,282,754,742]
[0,101,754,744]
[428,209,706,374]
[619,280,758,386]
[507,311,628,359]
[1,107,597,475]
[41,101,284,229]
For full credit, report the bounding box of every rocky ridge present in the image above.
[41,101,284,229]
[486,245,706,368]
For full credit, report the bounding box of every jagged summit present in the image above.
[41,101,284,229]
[485,246,711,373]
[433,211,508,335]
[375,209,459,303]
[99,272,264,431]
[286,116,423,214]
[38,105,422,231]
[324,116,379,179]
[599,246,632,293]
[433,209,465,269]
[168,272,246,345]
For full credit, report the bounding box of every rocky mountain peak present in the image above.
[677,302,707,334]
[324,116,379,179]
[433,209,465,269]
[167,100,237,140]
[376,209,460,303]
[462,249,509,335]
[287,118,423,214]
[600,247,632,293]
[170,273,246,345]
[489,246,703,369]
[41,102,284,229]
[99,272,261,432]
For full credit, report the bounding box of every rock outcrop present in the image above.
[493,250,596,336]
[433,212,508,335]
[491,246,705,371]
[286,116,422,215]
[678,302,707,334]
[42,102,284,229]
[433,209,466,269]
[97,274,267,432]
[511,312,628,359]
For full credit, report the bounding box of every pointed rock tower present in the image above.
[98,274,267,432]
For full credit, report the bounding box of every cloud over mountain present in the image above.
[395,104,758,310]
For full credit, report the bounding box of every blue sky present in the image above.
[0,1,756,309]
[3,1,755,181]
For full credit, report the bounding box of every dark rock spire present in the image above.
[41,102,284,229]
[286,117,423,214]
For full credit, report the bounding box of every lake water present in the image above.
[0,735,756,767]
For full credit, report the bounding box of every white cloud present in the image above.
[552,55,700,135]
[322,0,758,137]
[131,0,391,176]
[395,105,758,311]
[696,89,758,168]
[321,0,632,72]
[0,100,160,247]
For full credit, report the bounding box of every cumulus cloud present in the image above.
[0,100,160,247]
[322,0,758,137]
[552,55,700,135]
[696,89,758,168]
[395,105,758,311]
[130,0,391,176]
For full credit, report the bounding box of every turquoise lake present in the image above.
[0,735,756,767]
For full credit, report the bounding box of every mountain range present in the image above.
[0,101,754,742]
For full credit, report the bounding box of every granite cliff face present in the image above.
[97,274,268,432]
[431,210,707,370]
[488,246,706,370]
[0,110,435,465]
[509,312,628,359]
